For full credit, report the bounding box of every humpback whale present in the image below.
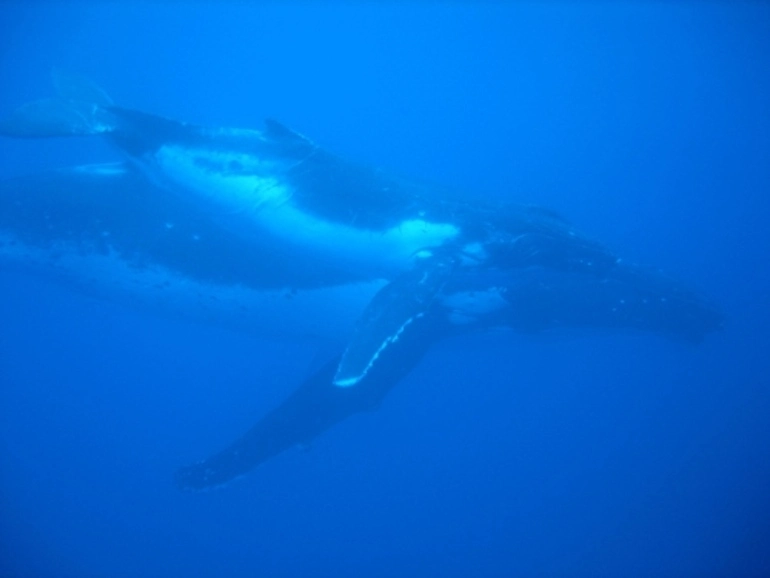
[0,72,722,491]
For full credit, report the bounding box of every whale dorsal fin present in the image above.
[334,253,457,388]
[263,118,313,144]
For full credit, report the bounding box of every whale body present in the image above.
[0,72,722,490]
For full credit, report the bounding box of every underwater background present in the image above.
[0,2,768,577]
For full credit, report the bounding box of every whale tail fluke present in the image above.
[0,69,115,138]
[0,71,192,156]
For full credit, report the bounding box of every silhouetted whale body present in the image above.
[0,72,722,490]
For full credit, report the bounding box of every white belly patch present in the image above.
[153,146,459,277]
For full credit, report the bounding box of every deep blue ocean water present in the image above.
[0,3,768,577]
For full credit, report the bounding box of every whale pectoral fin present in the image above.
[334,254,457,388]
[176,305,451,492]
[175,266,456,491]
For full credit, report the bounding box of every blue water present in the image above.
[1,3,768,577]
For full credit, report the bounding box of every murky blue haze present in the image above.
[0,3,768,577]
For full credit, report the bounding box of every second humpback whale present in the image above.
[0,72,722,490]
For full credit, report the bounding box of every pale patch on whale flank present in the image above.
[154,145,460,276]
[71,162,129,177]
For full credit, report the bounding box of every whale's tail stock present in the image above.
[0,69,117,138]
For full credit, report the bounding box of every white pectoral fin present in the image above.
[333,255,456,387]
